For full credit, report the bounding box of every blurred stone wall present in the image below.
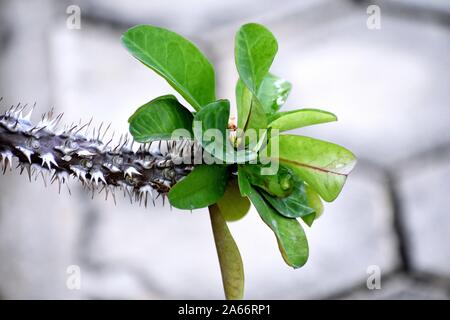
[0,0,449,299]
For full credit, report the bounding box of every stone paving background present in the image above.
[0,0,449,299]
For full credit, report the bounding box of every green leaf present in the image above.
[236,79,252,130]
[122,25,215,111]
[235,23,278,94]
[257,73,292,114]
[268,109,337,132]
[193,100,230,143]
[237,166,251,196]
[268,135,356,202]
[128,95,193,142]
[306,185,324,218]
[301,213,315,227]
[209,204,245,300]
[193,100,230,163]
[261,180,315,219]
[194,100,264,164]
[168,165,227,209]
[247,186,308,268]
[241,164,294,198]
[217,178,251,222]
[246,96,268,130]
[236,79,267,131]
[301,186,324,226]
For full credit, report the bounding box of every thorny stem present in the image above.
[0,102,199,205]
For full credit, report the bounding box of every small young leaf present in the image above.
[122,25,216,111]
[193,100,263,164]
[168,165,227,210]
[306,185,324,218]
[246,96,268,130]
[235,23,278,94]
[257,73,292,114]
[217,178,251,222]
[301,186,324,227]
[267,135,356,202]
[268,109,337,132]
[247,186,308,268]
[241,164,294,198]
[261,180,315,219]
[301,213,315,227]
[209,204,245,300]
[236,79,268,131]
[237,166,251,196]
[128,95,193,142]
[236,79,252,130]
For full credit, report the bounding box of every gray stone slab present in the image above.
[0,171,83,299]
[74,0,321,36]
[49,24,187,136]
[0,0,53,106]
[0,0,82,299]
[398,152,450,278]
[341,274,450,300]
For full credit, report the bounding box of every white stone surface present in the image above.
[49,24,199,136]
[0,0,81,299]
[0,171,83,299]
[398,152,450,278]
[74,0,321,36]
[343,274,450,300]
[0,0,53,107]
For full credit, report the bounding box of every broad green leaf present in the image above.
[236,79,252,130]
[246,96,268,130]
[128,95,193,142]
[257,73,292,114]
[241,164,293,198]
[268,109,337,132]
[193,100,230,142]
[261,180,315,219]
[236,79,267,131]
[301,186,324,226]
[235,23,278,94]
[217,178,251,222]
[236,79,268,132]
[247,187,308,268]
[122,25,215,111]
[266,135,356,202]
[193,100,231,163]
[168,165,227,209]
[237,166,251,196]
[209,204,245,300]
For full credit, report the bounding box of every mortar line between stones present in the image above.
[324,270,401,299]
[385,169,411,273]
[349,157,412,273]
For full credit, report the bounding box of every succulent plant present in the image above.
[0,22,356,299]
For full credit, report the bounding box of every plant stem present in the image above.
[209,204,245,300]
